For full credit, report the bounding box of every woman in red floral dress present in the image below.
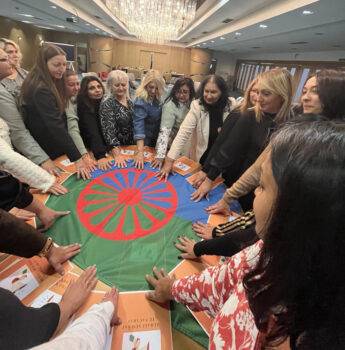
[146,118,345,349]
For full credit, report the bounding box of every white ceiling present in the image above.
[1,0,345,54]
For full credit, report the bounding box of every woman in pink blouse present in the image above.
[146,118,345,349]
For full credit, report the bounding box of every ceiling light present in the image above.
[259,24,267,29]
[302,10,314,15]
[55,25,65,28]
[196,44,200,47]
[202,42,207,45]
[95,28,100,31]
[235,32,241,36]
[220,36,225,40]
[85,23,90,26]
[107,0,197,44]
[18,13,34,17]
[211,40,215,43]
[50,5,57,9]
[21,20,32,24]
[75,31,80,33]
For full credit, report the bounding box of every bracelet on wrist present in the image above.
[38,237,54,258]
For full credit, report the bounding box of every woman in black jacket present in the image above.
[77,76,112,170]
[191,69,293,210]
[20,44,90,180]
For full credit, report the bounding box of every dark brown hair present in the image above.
[21,44,67,111]
[77,75,104,112]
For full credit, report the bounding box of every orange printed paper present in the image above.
[112,291,172,350]
[173,156,200,176]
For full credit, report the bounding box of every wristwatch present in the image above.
[38,237,54,257]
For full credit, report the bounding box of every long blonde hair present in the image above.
[255,69,292,124]
[240,76,259,115]
[135,69,165,102]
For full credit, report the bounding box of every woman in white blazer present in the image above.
[157,75,237,180]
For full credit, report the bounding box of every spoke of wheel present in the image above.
[141,195,172,203]
[87,189,119,197]
[141,187,170,196]
[114,205,128,237]
[83,202,118,219]
[97,204,124,232]
[136,203,158,225]
[82,196,117,206]
[139,178,165,192]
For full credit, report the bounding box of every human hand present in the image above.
[82,153,97,172]
[205,198,231,215]
[47,243,81,275]
[192,222,214,240]
[134,151,144,170]
[189,171,207,188]
[190,177,213,202]
[175,236,197,259]
[41,159,61,177]
[38,208,70,231]
[9,207,36,221]
[145,267,175,303]
[151,157,164,170]
[76,158,91,180]
[102,287,121,326]
[112,148,127,168]
[97,157,113,171]
[60,266,98,315]
[155,158,173,181]
[48,181,69,195]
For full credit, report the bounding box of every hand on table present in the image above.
[155,158,173,181]
[38,207,70,231]
[60,266,98,314]
[112,148,127,168]
[134,151,144,170]
[76,158,91,180]
[205,198,231,215]
[47,243,81,275]
[97,157,113,171]
[82,153,98,172]
[145,267,175,303]
[151,157,164,170]
[41,159,61,177]
[175,236,197,259]
[189,170,207,188]
[192,222,214,240]
[48,181,69,195]
[190,177,213,202]
[102,287,121,326]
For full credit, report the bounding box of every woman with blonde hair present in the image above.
[191,68,293,209]
[0,38,27,97]
[133,70,165,169]
[99,70,134,167]
[239,77,259,114]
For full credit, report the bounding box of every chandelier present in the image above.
[105,0,197,44]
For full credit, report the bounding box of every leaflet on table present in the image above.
[53,155,77,173]
[0,255,65,301]
[173,156,200,176]
[112,291,173,350]
[28,271,106,318]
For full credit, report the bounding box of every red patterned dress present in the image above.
[171,240,263,350]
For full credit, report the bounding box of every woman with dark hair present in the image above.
[207,69,345,216]
[145,120,345,349]
[77,76,112,171]
[157,74,236,180]
[151,77,195,169]
[20,44,90,180]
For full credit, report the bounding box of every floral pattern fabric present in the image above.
[99,96,134,147]
[172,240,263,350]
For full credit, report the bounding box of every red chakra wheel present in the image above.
[76,169,178,240]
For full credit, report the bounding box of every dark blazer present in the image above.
[77,99,109,160]
[22,86,81,162]
[203,108,276,186]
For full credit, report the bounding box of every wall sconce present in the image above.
[17,36,22,42]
